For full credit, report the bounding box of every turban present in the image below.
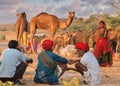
[42,39,53,50]
[75,42,89,51]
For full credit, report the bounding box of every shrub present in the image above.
[0,27,7,31]
[0,34,5,40]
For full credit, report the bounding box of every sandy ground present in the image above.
[0,30,120,86]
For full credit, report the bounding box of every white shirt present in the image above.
[80,51,101,85]
[0,48,30,78]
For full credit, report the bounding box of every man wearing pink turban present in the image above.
[34,39,68,85]
[69,42,101,85]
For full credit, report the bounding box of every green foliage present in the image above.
[85,15,98,24]
[64,13,120,32]
[85,21,97,30]
[110,17,120,28]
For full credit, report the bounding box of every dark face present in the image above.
[76,49,85,57]
[16,43,23,52]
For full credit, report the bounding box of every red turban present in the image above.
[42,39,53,50]
[75,42,89,51]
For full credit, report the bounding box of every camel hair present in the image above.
[29,11,75,53]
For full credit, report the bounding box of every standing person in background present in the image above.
[0,40,33,85]
[68,42,101,85]
[93,20,113,67]
[34,39,68,85]
[27,35,38,53]
[33,36,38,53]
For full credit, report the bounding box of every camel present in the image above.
[16,12,28,46]
[29,12,75,53]
[53,31,72,54]
[69,30,91,45]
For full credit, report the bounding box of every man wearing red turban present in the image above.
[69,42,101,85]
[34,39,68,85]
[75,42,89,51]
[42,39,53,50]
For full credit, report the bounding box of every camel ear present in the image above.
[22,12,26,17]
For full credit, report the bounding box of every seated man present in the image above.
[0,40,33,85]
[69,42,101,85]
[34,39,68,85]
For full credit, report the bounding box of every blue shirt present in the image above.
[0,48,30,78]
[34,51,68,83]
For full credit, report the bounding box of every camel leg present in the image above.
[30,34,35,53]
[51,30,56,40]
[22,32,28,46]
[16,31,19,41]
[18,25,24,45]
[30,23,36,53]
[54,45,60,54]
[16,22,20,41]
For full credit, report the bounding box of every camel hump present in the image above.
[36,12,49,16]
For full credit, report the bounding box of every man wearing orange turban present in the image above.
[69,42,101,85]
[34,39,68,85]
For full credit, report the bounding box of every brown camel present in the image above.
[69,30,91,45]
[16,12,28,46]
[29,12,75,53]
[53,31,72,54]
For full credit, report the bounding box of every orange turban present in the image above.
[42,39,53,50]
[75,42,89,51]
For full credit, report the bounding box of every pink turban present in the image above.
[42,39,53,50]
[75,42,89,51]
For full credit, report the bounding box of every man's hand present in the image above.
[68,60,80,65]
[68,60,76,65]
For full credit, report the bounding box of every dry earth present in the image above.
[0,30,120,86]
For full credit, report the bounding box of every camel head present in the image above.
[68,12,75,18]
[59,12,75,29]
[17,12,26,18]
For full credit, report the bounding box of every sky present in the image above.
[0,0,119,24]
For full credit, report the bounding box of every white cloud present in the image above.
[0,0,120,24]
